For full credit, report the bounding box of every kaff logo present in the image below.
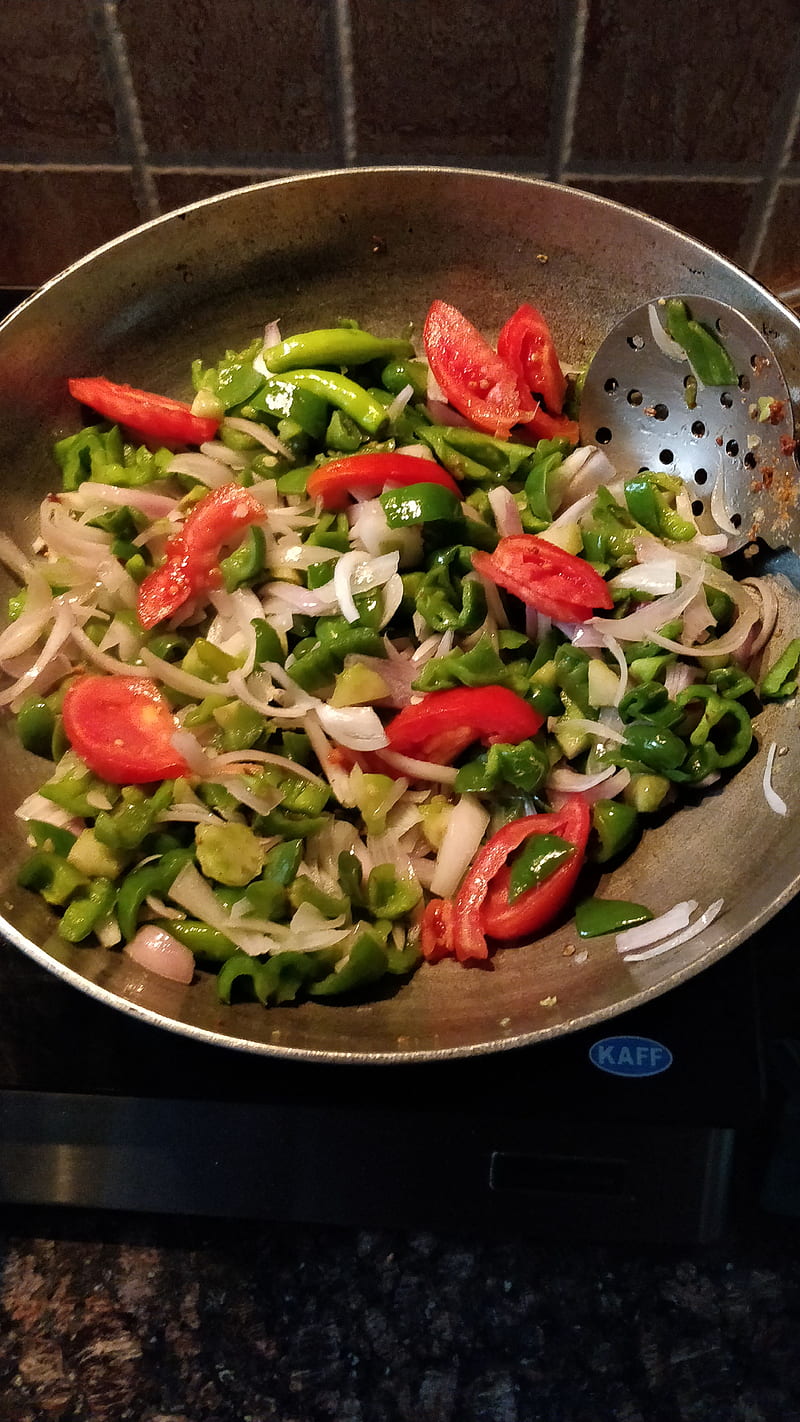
[588,1035,673,1077]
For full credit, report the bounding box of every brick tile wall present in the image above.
[1,0,800,297]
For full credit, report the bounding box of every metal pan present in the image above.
[0,167,798,1063]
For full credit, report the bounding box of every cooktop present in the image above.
[1,903,795,1244]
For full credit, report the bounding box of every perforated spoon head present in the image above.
[579,294,800,553]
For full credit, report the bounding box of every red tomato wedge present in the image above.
[307,452,461,511]
[385,685,543,765]
[497,303,567,416]
[62,675,191,784]
[137,482,265,629]
[68,376,220,446]
[473,536,613,624]
[422,300,537,438]
[422,796,590,963]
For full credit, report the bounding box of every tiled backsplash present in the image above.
[1,0,800,297]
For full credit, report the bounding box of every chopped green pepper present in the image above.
[760,638,800,701]
[575,898,653,938]
[590,799,639,862]
[509,834,574,901]
[263,328,414,374]
[663,299,738,386]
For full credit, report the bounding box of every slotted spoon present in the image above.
[579,294,800,553]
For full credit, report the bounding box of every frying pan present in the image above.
[0,167,798,1064]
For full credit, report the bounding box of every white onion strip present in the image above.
[0,606,75,708]
[430,795,489,898]
[223,416,293,460]
[377,749,459,784]
[547,765,617,793]
[616,900,698,954]
[763,742,788,816]
[622,899,724,963]
[211,749,327,788]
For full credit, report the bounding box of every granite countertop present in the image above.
[1,1210,799,1422]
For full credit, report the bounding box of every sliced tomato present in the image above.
[480,796,591,941]
[385,686,543,765]
[422,300,537,439]
[523,405,580,444]
[307,452,461,512]
[137,481,265,629]
[61,675,191,784]
[424,796,591,964]
[497,303,567,415]
[472,536,613,623]
[68,376,220,446]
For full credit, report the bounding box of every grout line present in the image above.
[547,0,589,182]
[565,165,759,184]
[88,0,159,219]
[331,0,358,166]
[737,37,800,272]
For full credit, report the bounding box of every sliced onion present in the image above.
[681,587,715,646]
[647,302,688,362]
[610,560,677,596]
[316,703,388,752]
[616,900,698,954]
[16,791,82,833]
[474,571,509,628]
[560,447,615,507]
[488,486,523,537]
[553,716,626,744]
[385,383,414,422]
[157,807,228,825]
[592,564,704,643]
[377,749,459,784]
[623,899,724,962]
[223,416,292,461]
[167,452,231,488]
[199,440,248,470]
[170,729,212,776]
[166,861,286,956]
[265,582,337,616]
[581,768,631,803]
[254,321,282,376]
[742,578,779,659]
[763,742,788,816]
[379,574,404,628]
[664,662,699,698]
[547,765,617,792]
[0,605,75,708]
[302,713,357,807]
[0,571,54,661]
[227,668,315,721]
[124,926,194,984]
[96,915,122,948]
[139,646,229,698]
[710,466,739,535]
[430,795,489,898]
[333,550,401,625]
[64,483,178,517]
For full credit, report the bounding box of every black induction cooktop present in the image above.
[1,899,794,1244]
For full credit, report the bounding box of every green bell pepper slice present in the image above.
[509,834,574,901]
[590,799,639,862]
[760,638,800,701]
[379,482,461,527]
[674,684,752,768]
[25,820,78,857]
[381,357,428,399]
[16,696,57,758]
[262,328,414,374]
[161,919,238,963]
[454,738,549,795]
[245,376,329,439]
[309,930,390,998]
[117,847,195,941]
[275,370,387,435]
[94,781,173,852]
[60,877,116,943]
[220,526,267,592]
[624,472,696,542]
[17,851,87,906]
[365,865,422,920]
[575,897,653,939]
[663,299,738,386]
[619,681,682,729]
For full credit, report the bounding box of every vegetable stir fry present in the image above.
[0,300,784,1003]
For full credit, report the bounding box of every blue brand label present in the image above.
[589,1035,673,1077]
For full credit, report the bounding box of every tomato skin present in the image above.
[422,300,537,438]
[420,898,457,963]
[385,686,544,765]
[137,481,265,629]
[61,675,191,784]
[68,377,220,446]
[307,452,461,511]
[473,536,613,623]
[497,304,567,416]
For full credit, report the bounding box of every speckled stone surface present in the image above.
[1,1212,799,1422]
